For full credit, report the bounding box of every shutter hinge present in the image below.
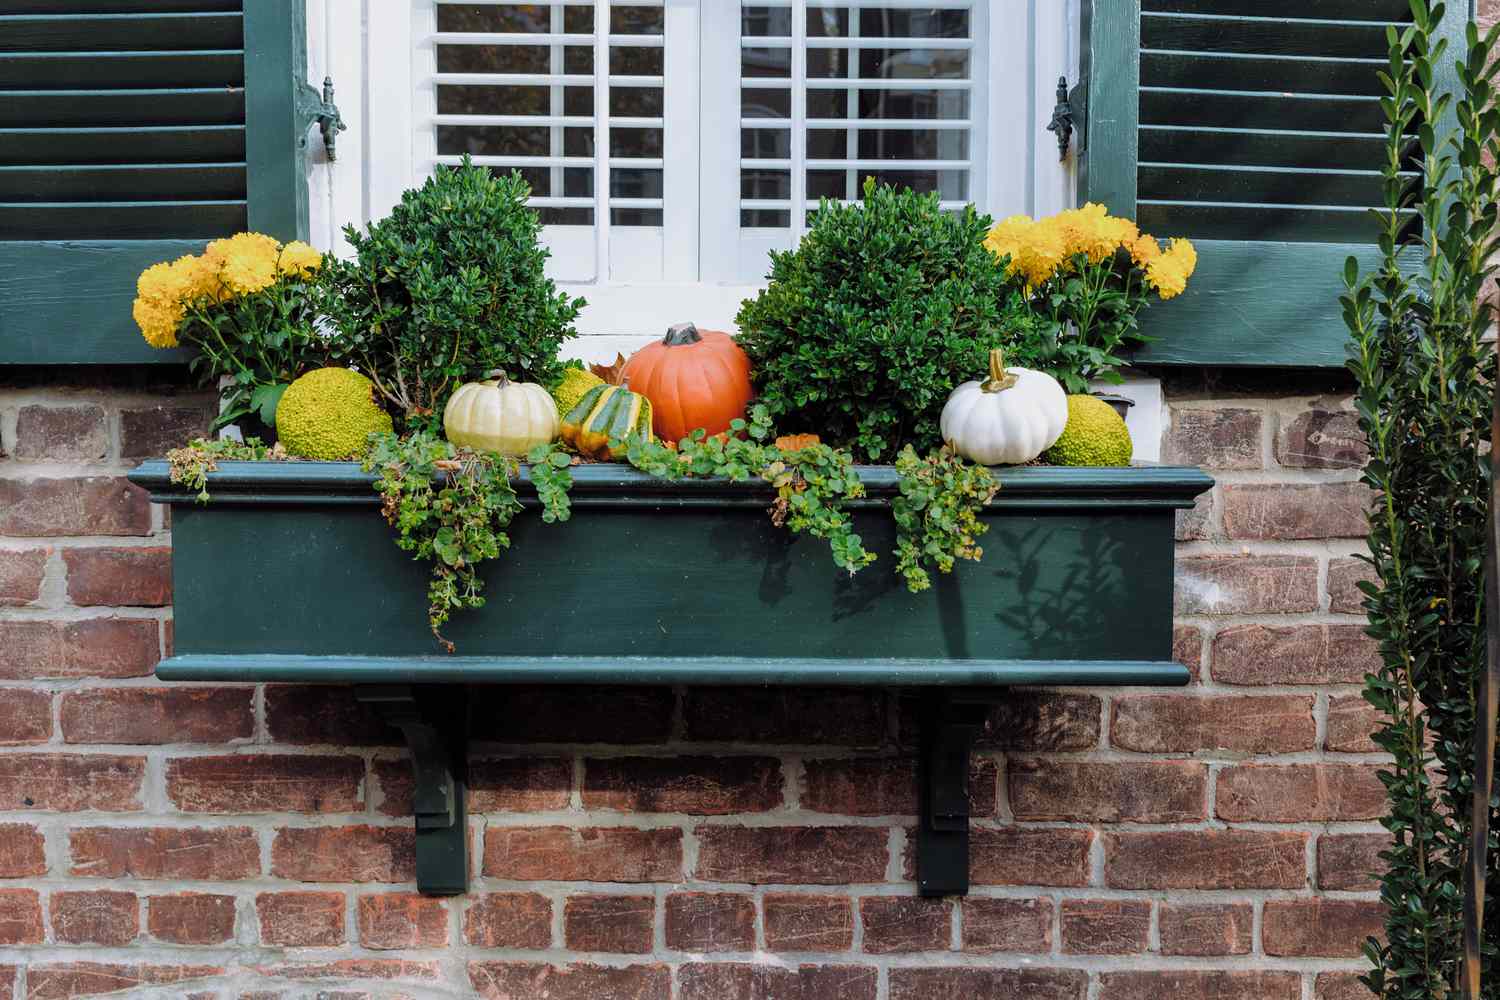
[1047,76,1078,161]
[296,75,347,162]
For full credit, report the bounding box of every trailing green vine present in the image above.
[623,404,877,575]
[892,446,998,592]
[167,437,284,503]
[365,431,574,651]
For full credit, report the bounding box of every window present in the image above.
[365,0,1043,336]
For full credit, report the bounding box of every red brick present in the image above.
[1060,899,1149,955]
[965,828,1094,887]
[0,618,158,680]
[469,962,671,1000]
[563,894,654,954]
[1158,902,1253,956]
[119,404,215,459]
[667,892,756,952]
[1263,899,1385,957]
[464,892,552,949]
[1175,554,1319,614]
[358,892,448,950]
[764,894,854,952]
[960,897,1052,953]
[1176,492,1213,541]
[470,685,674,744]
[71,826,259,880]
[1328,557,1377,615]
[1222,482,1371,539]
[1213,624,1380,685]
[678,963,876,1000]
[858,896,951,954]
[0,753,142,811]
[890,968,1087,1000]
[0,965,12,1000]
[0,688,51,745]
[1217,764,1385,822]
[253,958,438,983]
[378,757,572,816]
[802,756,996,817]
[1277,408,1368,469]
[13,405,107,462]
[483,826,681,883]
[1319,832,1390,891]
[147,893,235,945]
[1105,830,1308,889]
[1174,625,1205,681]
[1009,760,1206,823]
[684,688,885,745]
[61,687,252,745]
[695,826,887,885]
[271,826,415,883]
[1316,972,1372,1000]
[63,547,172,606]
[583,756,783,814]
[0,889,42,945]
[50,890,138,945]
[0,477,151,536]
[1327,693,1382,752]
[256,891,345,947]
[26,963,224,1000]
[899,692,1101,751]
[0,548,48,606]
[0,824,46,877]
[167,754,363,813]
[265,685,399,746]
[1164,407,1263,469]
[1099,971,1301,1000]
[1111,694,1315,753]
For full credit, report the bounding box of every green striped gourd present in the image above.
[560,383,654,459]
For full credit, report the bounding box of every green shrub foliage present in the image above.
[325,158,583,431]
[735,178,1020,461]
[1342,5,1500,996]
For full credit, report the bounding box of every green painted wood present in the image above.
[0,13,243,52]
[1083,0,1467,368]
[0,50,244,88]
[1138,163,1385,208]
[0,164,246,202]
[130,461,1211,677]
[157,654,1193,687]
[0,0,308,365]
[1140,51,1384,95]
[0,125,246,165]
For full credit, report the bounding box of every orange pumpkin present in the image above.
[623,323,754,444]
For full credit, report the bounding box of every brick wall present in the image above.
[0,369,1384,1000]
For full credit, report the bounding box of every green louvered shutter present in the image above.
[0,0,310,364]
[1079,0,1467,367]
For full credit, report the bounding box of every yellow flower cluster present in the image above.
[134,234,324,348]
[983,204,1196,299]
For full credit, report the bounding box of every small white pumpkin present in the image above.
[940,349,1068,466]
[443,369,559,457]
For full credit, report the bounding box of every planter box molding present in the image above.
[130,460,1212,896]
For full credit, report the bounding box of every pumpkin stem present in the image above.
[980,349,1018,393]
[484,369,510,387]
[663,322,702,347]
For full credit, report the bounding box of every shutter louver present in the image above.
[0,0,308,365]
[1079,0,1463,367]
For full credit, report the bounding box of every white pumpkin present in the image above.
[443,370,559,457]
[940,350,1068,466]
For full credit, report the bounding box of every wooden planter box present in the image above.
[130,458,1212,896]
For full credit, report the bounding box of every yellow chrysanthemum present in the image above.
[132,261,188,348]
[1146,239,1197,300]
[205,232,280,266]
[277,240,323,277]
[1126,233,1163,268]
[1053,203,1129,265]
[205,233,281,294]
[984,214,1068,287]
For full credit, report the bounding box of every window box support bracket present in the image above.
[357,684,469,896]
[917,693,991,898]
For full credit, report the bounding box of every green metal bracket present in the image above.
[295,75,345,162]
[917,694,992,897]
[357,685,469,896]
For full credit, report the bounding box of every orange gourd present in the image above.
[623,323,754,444]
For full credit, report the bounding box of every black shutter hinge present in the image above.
[296,75,347,162]
[1047,76,1078,162]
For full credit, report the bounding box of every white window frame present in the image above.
[313,0,1073,352]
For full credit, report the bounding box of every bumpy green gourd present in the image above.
[551,366,606,416]
[1043,394,1132,467]
[277,367,393,460]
